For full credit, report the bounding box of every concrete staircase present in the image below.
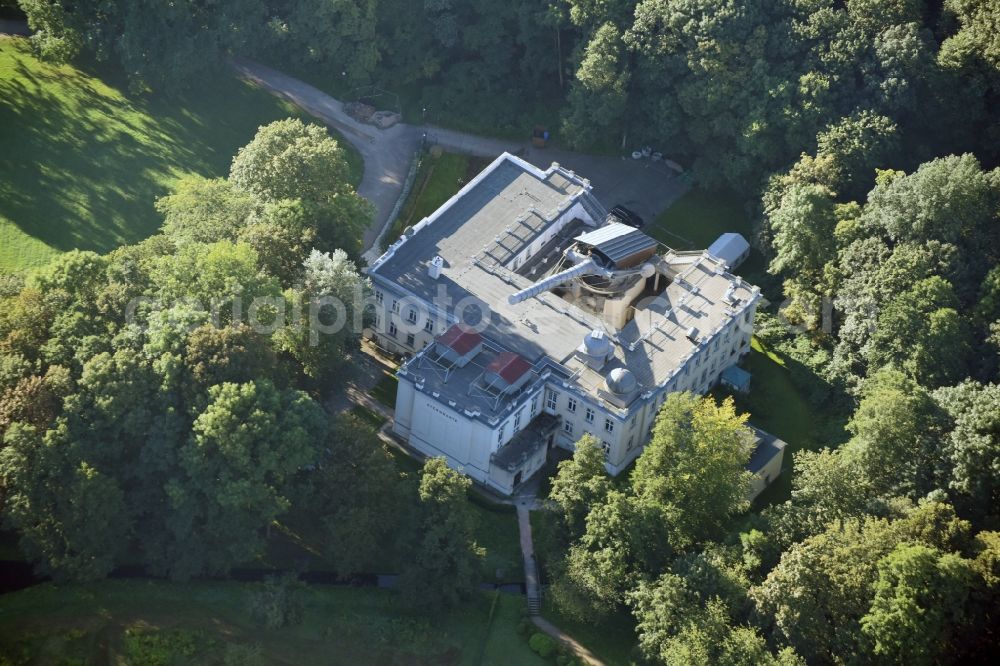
[518,505,543,616]
[526,554,542,616]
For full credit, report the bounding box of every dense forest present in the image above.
[0,120,485,614]
[3,0,1000,664]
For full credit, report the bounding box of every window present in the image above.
[626,436,635,451]
[514,409,523,429]
[630,415,637,430]
[391,299,399,313]
[374,290,384,304]
[407,309,417,324]
[545,389,558,411]
[585,407,595,423]
[563,421,574,435]
[604,418,615,433]
[601,441,611,458]
[530,395,539,416]
[424,318,434,333]
[405,333,415,347]
[567,397,577,413]
[388,322,397,338]
[374,313,381,329]
[498,423,507,443]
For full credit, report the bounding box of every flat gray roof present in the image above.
[374,153,759,409]
[748,426,787,473]
[370,154,600,303]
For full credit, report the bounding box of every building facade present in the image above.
[366,153,775,495]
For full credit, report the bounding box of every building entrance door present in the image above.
[513,470,523,486]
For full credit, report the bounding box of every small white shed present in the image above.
[708,233,751,270]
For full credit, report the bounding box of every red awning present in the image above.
[487,351,532,383]
[436,324,482,356]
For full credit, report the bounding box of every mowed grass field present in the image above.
[0,37,361,273]
[0,580,545,665]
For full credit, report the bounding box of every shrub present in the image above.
[121,629,204,666]
[529,632,558,659]
[249,573,305,629]
[222,643,264,666]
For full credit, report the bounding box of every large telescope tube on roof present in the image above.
[507,258,603,305]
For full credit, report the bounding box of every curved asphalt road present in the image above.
[231,58,688,264]
[232,58,525,258]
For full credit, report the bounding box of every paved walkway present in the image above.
[231,57,689,265]
[231,57,423,255]
[0,19,30,36]
[516,504,606,666]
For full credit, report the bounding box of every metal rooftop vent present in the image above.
[428,255,444,279]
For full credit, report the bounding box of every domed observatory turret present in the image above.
[605,367,637,395]
[598,366,640,408]
[576,329,614,370]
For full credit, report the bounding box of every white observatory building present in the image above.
[366,153,776,496]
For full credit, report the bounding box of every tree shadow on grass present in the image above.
[0,39,302,260]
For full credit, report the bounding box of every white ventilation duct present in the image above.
[507,258,604,305]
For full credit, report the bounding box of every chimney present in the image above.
[428,255,444,279]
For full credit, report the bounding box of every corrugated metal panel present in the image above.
[575,222,636,246]
[575,223,657,265]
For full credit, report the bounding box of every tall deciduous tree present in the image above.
[752,501,972,662]
[843,367,948,499]
[399,457,484,610]
[0,424,129,580]
[549,433,611,539]
[156,177,257,246]
[631,393,754,551]
[229,119,371,254]
[165,380,325,579]
[308,415,402,575]
[933,381,1000,522]
[860,543,975,664]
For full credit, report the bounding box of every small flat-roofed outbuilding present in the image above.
[721,364,751,393]
[747,426,787,501]
[708,233,750,269]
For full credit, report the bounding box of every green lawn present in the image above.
[649,187,847,505]
[645,187,767,277]
[711,334,850,508]
[0,37,361,274]
[371,372,399,409]
[733,337,849,507]
[383,151,471,249]
[0,580,545,665]
[349,404,387,430]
